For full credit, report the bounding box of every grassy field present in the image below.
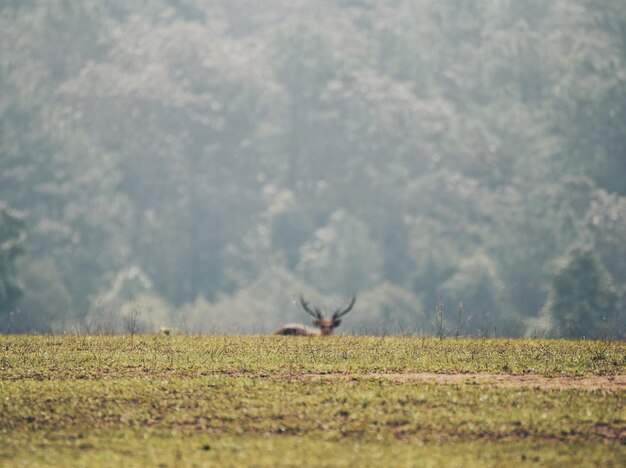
[1,336,625,466]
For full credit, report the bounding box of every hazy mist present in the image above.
[1,1,624,338]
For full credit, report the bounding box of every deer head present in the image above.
[299,295,356,336]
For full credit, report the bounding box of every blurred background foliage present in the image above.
[0,0,624,338]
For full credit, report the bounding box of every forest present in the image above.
[0,0,624,338]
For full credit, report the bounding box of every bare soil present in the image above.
[296,372,626,391]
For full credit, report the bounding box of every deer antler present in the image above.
[332,295,356,320]
[300,295,322,319]
[276,295,355,336]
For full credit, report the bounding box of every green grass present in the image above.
[2,335,625,378]
[1,336,625,466]
[6,433,626,467]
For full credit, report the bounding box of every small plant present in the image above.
[435,296,446,340]
[123,303,140,337]
[477,308,490,338]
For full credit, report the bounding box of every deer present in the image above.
[274,295,356,336]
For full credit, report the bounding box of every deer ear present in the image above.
[332,319,341,328]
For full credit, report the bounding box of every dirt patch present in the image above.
[296,372,626,391]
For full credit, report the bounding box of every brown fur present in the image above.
[274,324,321,336]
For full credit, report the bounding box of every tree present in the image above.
[297,210,383,295]
[2,0,625,335]
[543,246,620,339]
[61,18,281,304]
[85,266,170,334]
[404,171,492,310]
[0,2,133,327]
[439,252,519,337]
[14,259,74,333]
[586,190,626,288]
[0,203,25,330]
[355,283,424,335]
[267,188,316,269]
[173,265,315,334]
[490,177,594,317]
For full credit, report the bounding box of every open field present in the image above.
[1,336,625,466]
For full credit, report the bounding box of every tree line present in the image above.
[1,0,624,337]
